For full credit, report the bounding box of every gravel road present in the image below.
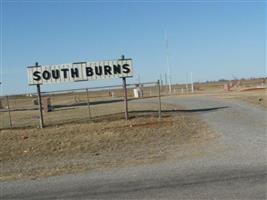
[1,96,266,200]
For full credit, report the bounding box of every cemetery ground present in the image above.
[216,89,267,109]
[0,101,214,181]
[1,78,265,181]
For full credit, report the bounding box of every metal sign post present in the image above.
[121,55,129,120]
[35,62,44,128]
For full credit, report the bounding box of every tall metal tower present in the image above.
[165,31,172,94]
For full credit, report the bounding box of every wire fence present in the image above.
[0,81,165,129]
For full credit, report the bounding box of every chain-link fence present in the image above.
[0,81,163,129]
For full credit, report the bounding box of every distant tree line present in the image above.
[203,77,266,84]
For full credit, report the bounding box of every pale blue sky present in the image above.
[1,1,266,95]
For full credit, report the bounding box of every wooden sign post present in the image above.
[121,55,129,120]
[35,62,44,128]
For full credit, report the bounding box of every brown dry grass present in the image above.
[0,100,166,129]
[0,84,161,129]
[236,91,266,109]
[0,110,214,181]
[171,78,266,94]
[215,89,267,109]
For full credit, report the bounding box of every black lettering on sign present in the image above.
[61,68,69,79]
[71,68,79,78]
[52,70,60,79]
[95,66,103,76]
[113,64,121,74]
[122,64,131,73]
[42,70,51,80]
[86,67,94,76]
[104,65,112,75]
[33,71,41,81]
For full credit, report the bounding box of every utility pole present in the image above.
[164,73,168,86]
[186,72,188,92]
[160,74,163,86]
[0,81,2,96]
[191,72,194,93]
[165,31,172,94]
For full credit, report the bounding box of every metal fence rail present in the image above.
[0,81,162,129]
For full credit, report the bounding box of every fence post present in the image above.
[6,96,13,128]
[157,80,162,119]
[86,88,92,120]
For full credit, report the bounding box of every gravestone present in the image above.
[44,97,53,112]
[33,99,38,105]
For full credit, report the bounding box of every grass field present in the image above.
[0,103,214,181]
[0,84,162,129]
[174,78,266,109]
[216,88,267,109]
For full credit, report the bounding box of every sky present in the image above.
[0,0,266,95]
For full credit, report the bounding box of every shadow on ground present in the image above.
[45,106,229,127]
[130,106,229,114]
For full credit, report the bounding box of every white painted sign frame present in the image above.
[27,59,133,85]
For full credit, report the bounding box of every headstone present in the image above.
[74,96,80,103]
[44,97,53,112]
[224,84,230,92]
[133,85,143,98]
[33,99,38,105]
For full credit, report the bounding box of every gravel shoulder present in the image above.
[162,95,266,165]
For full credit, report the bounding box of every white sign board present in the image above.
[27,59,133,85]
